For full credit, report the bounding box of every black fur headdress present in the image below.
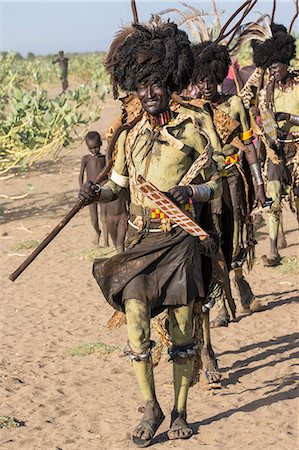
[192,42,231,85]
[253,23,296,68]
[105,22,194,97]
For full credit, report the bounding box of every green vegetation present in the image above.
[12,239,39,251]
[0,52,109,175]
[77,247,117,261]
[0,415,25,428]
[68,341,121,357]
[276,256,299,274]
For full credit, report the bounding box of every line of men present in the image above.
[79,11,298,448]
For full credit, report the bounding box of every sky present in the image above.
[0,1,298,56]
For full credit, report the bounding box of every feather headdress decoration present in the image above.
[152,2,212,43]
[105,21,194,98]
[232,0,297,67]
[151,0,258,87]
[230,14,273,54]
[154,1,258,46]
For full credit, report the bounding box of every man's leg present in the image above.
[209,282,230,328]
[295,195,299,224]
[99,204,109,247]
[167,301,195,440]
[266,179,282,264]
[233,267,255,311]
[226,170,258,311]
[124,298,164,446]
[62,76,68,93]
[209,203,231,328]
[89,203,101,246]
[277,212,287,250]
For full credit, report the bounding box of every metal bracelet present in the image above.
[168,343,199,361]
[123,340,155,362]
[189,184,211,202]
[250,163,264,186]
[94,184,102,194]
[289,114,299,126]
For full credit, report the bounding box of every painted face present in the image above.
[269,62,289,83]
[86,138,102,156]
[197,77,218,102]
[136,81,170,115]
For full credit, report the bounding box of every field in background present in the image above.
[0,52,110,176]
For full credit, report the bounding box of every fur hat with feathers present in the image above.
[192,41,231,84]
[253,23,296,68]
[105,21,194,97]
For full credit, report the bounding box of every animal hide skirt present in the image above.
[92,225,207,316]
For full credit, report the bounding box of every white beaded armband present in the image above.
[111,170,129,188]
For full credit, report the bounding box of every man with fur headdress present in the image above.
[252,23,299,267]
[79,21,223,446]
[191,41,266,326]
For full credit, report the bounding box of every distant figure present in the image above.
[79,131,128,252]
[52,50,69,94]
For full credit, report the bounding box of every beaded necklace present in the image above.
[148,109,174,129]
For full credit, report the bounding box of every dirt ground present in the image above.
[0,96,298,450]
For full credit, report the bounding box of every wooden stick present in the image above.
[215,0,257,44]
[214,0,252,43]
[225,0,257,48]
[211,0,222,30]
[289,0,299,33]
[271,0,277,23]
[9,113,143,282]
[131,0,139,23]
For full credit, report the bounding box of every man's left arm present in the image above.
[275,112,299,126]
[238,97,266,206]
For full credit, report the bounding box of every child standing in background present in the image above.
[79,131,128,251]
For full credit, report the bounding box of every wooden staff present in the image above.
[211,0,222,30]
[271,0,276,23]
[289,0,299,33]
[213,0,257,45]
[9,113,143,282]
[131,0,139,23]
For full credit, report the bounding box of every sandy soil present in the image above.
[0,96,298,450]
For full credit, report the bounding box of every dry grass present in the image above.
[77,247,117,261]
[0,415,25,429]
[276,256,299,274]
[68,341,121,357]
[12,239,39,251]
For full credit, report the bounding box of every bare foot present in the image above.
[249,298,264,312]
[234,273,255,312]
[210,312,230,328]
[261,254,281,268]
[277,234,287,250]
[200,346,221,384]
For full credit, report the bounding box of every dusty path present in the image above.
[0,96,298,450]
